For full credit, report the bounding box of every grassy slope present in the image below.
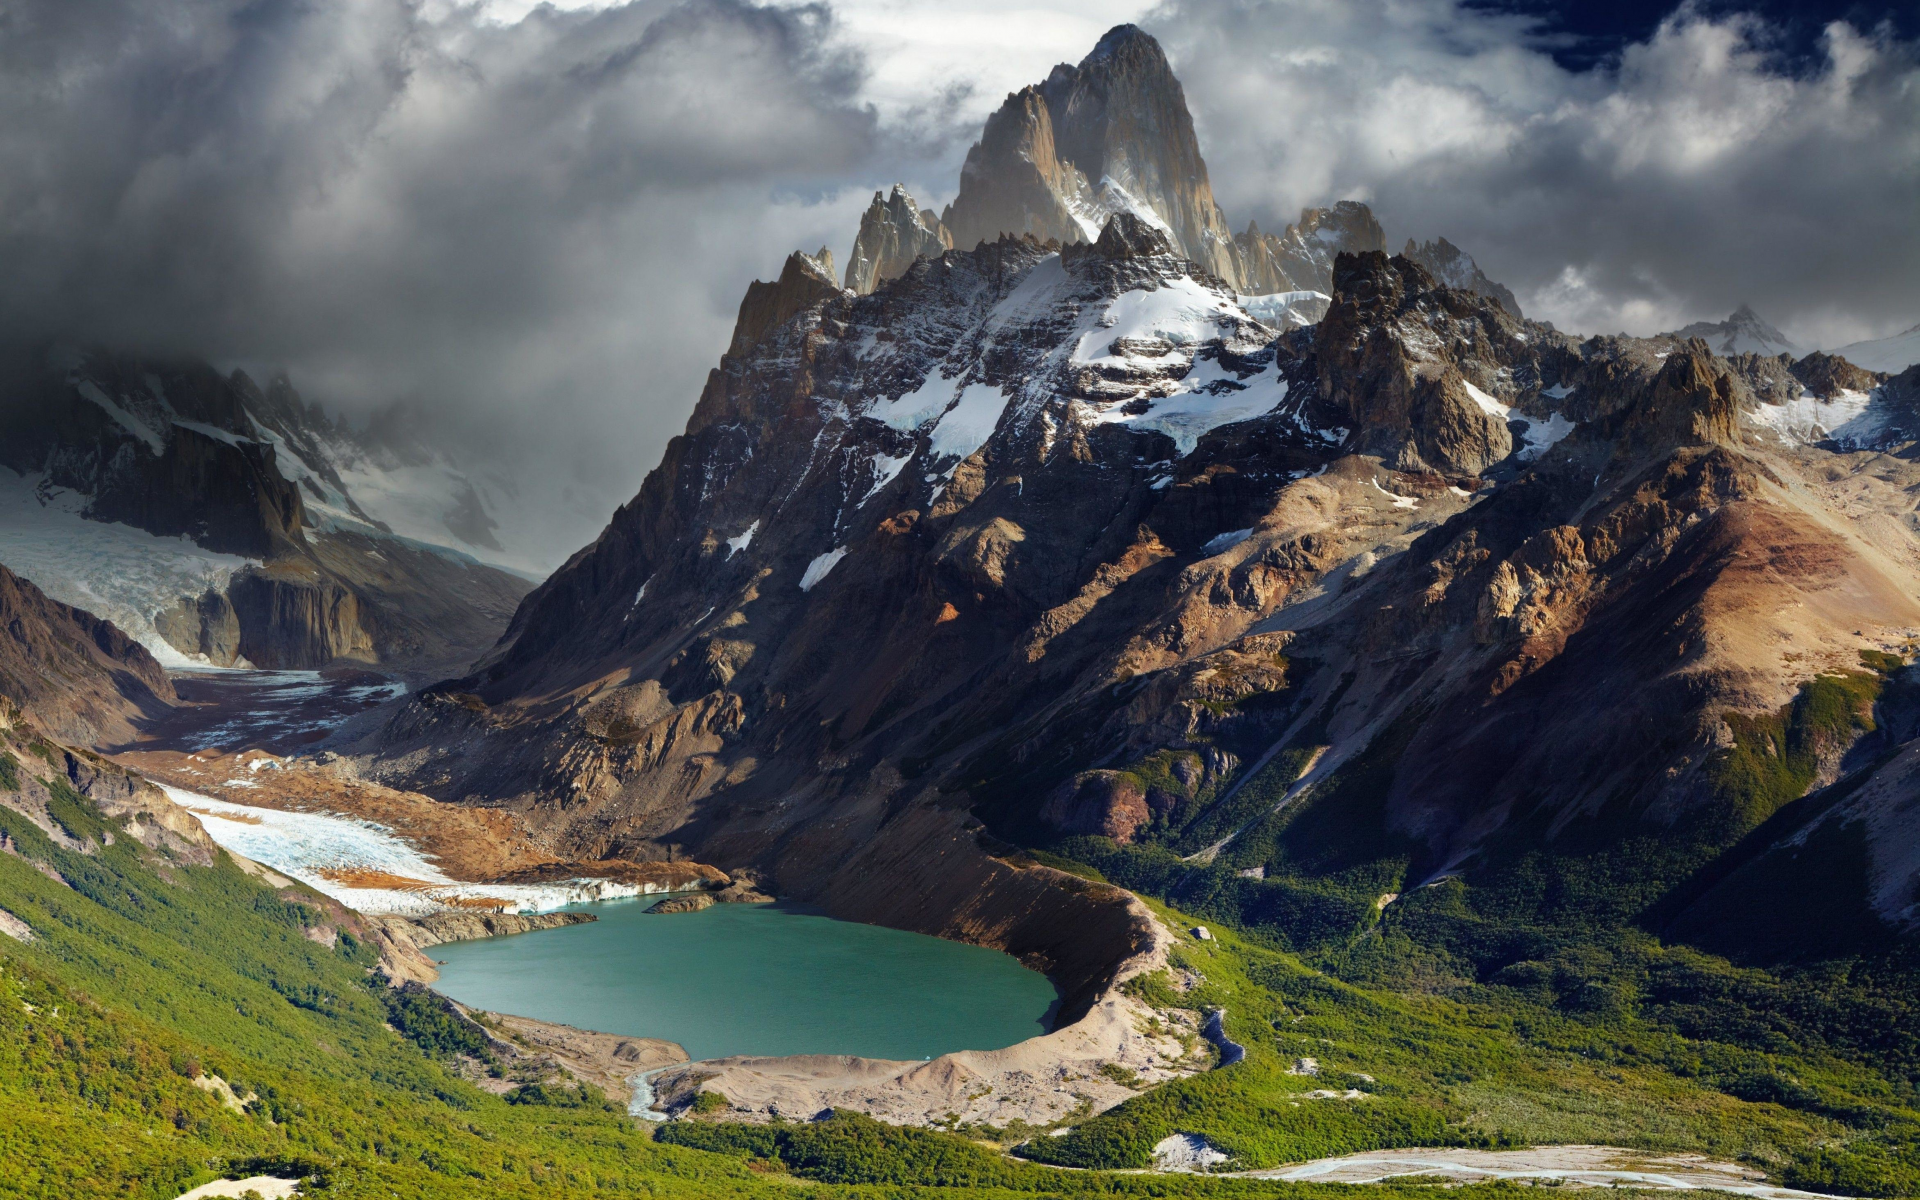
[1004,655,1920,1196]
[0,737,1660,1200]
[5,659,1917,1195]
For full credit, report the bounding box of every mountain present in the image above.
[0,351,533,676]
[350,42,1920,1022]
[937,25,1385,308]
[1836,321,1920,374]
[0,562,175,746]
[943,25,1242,284]
[1401,236,1521,318]
[1665,303,1802,357]
[846,186,955,295]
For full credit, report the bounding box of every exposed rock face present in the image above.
[645,892,713,913]
[943,25,1240,283]
[732,249,842,354]
[1041,770,1153,843]
[845,186,953,295]
[1401,236,1521,318]
[354,23,1920,1031]
[374,909,595,949]
[1236,201,1387,297]
[0,352,533,676]
[1790,350,1880,398]
[0,563,174,745]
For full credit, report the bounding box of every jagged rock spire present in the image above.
[940,25,1240,283]
[844,185,953,294]
[1402,236,1522,318]
[729,249,842,355]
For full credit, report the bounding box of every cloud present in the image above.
[2,0,1914,571]
[1145,0,1920,342]
[0,0,883,569]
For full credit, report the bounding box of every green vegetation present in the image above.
[987,653,1920,1195]
[1710,667,1881,839]
[0,757,783,1199]
[0,734,1609,1200]
[0,752,19,792]
[687,1089,730,1115]
[6,651,1919,1197]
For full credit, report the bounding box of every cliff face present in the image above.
[0,352,533,677]
[0,563,175,746]
[942,25,1241,284]
[846,187,953,295]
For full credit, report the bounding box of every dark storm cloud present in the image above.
[0,0,880,563]
[1145,0,1920,344]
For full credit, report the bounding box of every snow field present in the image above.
[162,785,657,916]
[0,471,258,668]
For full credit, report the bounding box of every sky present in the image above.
[1,0,1914,571]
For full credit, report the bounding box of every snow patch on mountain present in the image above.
[1462,381,1576,462]
[1070,276,1297,454]
[1834,323,1920,374]
[1746,388,1882,446]
[799,547,848,591]
[164,785,656,915]
[1239,291,1330,330]
[0,471,257,668]
[726,521,760,556]
[860,452,912,505]
[76,381,164,454]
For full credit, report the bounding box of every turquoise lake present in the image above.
[432,897,1060,1062]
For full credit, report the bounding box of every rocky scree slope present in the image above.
[0,352,532,675]
[353,205,1919,1012]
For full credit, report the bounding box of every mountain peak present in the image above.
[845,185,952,294]
[942,26,1239,283]
[1082,23,1162,67]
[1666,304,1799,359]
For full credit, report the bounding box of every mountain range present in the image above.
[329,26,1920,1022]
[3,19,1920,1199]
[0,349,532,678]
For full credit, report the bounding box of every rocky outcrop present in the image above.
[1313,251,1518,474]
[1402,236,1521,318]
[1789,350,1880,398]
[374,909,596,949]
[731,249,841,354]
[0,564,175,746]
[1236,201,1387,296]
[645,893,713,913]
[845,186,953,294]
[943,25,1240,283]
